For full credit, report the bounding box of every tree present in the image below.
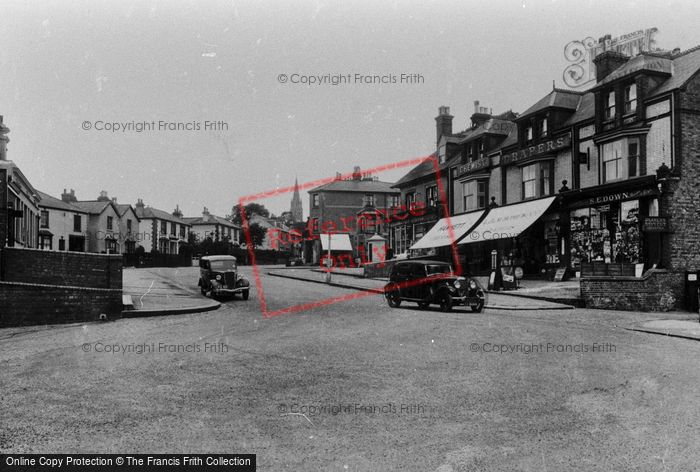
[230,203,270,225]
[245,223,267,249]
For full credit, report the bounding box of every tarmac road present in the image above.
[1,266,699,471]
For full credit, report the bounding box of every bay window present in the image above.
[601,137,640,183]
[605,90,616,120]
[624,84,637,114]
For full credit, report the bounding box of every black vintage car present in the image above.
[198,255,250,299]
[384,260,485,312]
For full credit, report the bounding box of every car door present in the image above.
[394,263,411,298]
[410,263,428,299]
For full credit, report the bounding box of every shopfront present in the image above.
[456,196,559,279]
[565,183,660,276]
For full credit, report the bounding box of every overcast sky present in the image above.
[1,0,698,219]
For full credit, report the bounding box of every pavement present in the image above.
[122,267,220,317]
[628,317,700,341]
[269,267,574,311]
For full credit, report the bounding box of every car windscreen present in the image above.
[426,264,452,275]
[209,260,236,271]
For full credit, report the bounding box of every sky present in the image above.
[1,0,699,219]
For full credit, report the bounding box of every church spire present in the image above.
[290,177,303,223]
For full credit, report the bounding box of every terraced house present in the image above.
[398,43,700,311]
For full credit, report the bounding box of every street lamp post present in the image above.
[325,232,331,283]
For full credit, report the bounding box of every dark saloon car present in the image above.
[198,255,250,299]
[384,260,485,312]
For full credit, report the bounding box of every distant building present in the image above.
[290,177,303,223]
[37,190,89,251]
[183,207,241,244]
[0,116,40,249]
[307,166,400,264]
[70,191,126,254]
[247,213,292,250]
[134,198,190,254]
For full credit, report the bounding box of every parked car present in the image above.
[198,255,250,299]
[384,260,485,312]
[285,256,304,267]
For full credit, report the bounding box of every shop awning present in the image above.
[320,233,353,251]
[409,210,485,250]
[458,196,556,245]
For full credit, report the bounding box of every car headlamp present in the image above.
[469,280,477,290]
[216,275,222,281]
[454,280,461,289]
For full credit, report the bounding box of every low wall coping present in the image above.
[0,280,122,293]
[581,268,671,282]
[2,247,123,259]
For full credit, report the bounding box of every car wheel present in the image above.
[242,289,250,300]
[438,292,453,312]
[385,288,401,308]
[471,298,485,313]
[418,301,430,309]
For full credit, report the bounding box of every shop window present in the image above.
[602,138,639,183]
[426,186,438,207]
[624,84,637,114]
[569,200,642,268]
[40,210,49,228]
[604,90,616,120]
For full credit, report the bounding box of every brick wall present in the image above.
[665,74,700,273]
[0,281,122,327]
[1,247,122,289]
[580,270,684,311]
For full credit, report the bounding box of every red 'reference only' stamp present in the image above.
[239,155,460,318]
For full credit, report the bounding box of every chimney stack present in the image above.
[172,204,183,218]
[61,188,77,203]
[470,100,493,128]
[352,166,362,181]
[593,50,629,82]
[135,198,145,209]
[435,106,453,145]
[97,190,110,202]
[0,115,10,161]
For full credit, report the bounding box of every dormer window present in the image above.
[604,91,616,120]
[537,118,548,139]
[624,84,637,114]
[478,140,485,158]
[438,144,446,163]
[466,145,473,162]
[525,125,533,143]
